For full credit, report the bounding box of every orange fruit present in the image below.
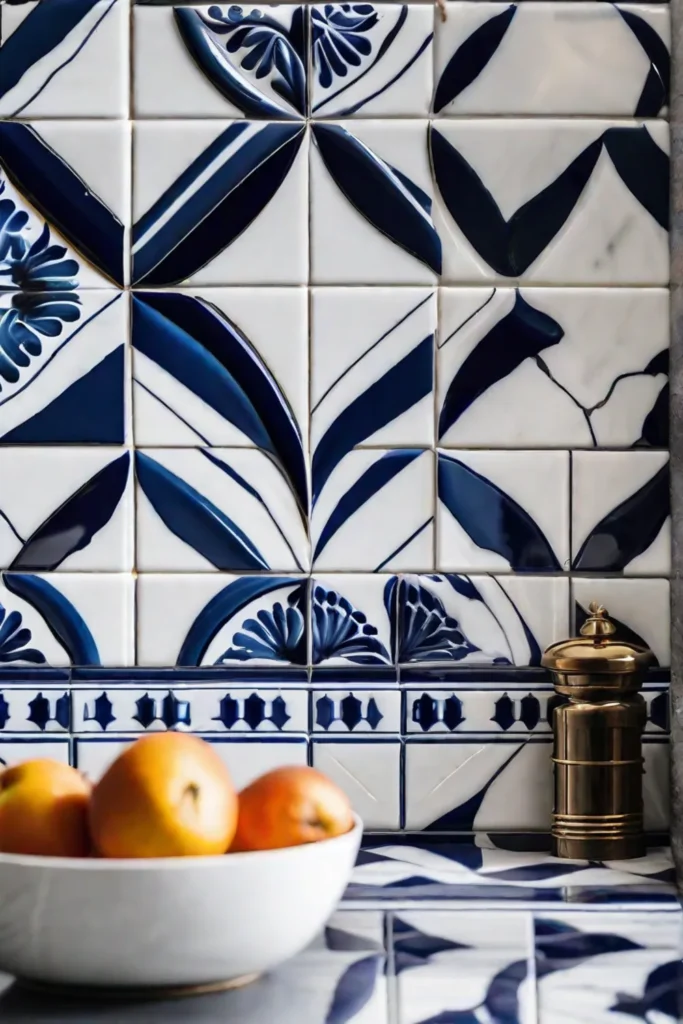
[0,760,91,857]
[231,766,354,852]
[89,733,238,858]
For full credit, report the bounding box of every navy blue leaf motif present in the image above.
[439,292,563,439]
[312,123,442,275]
[0,599,45,664]
[572,462,669,572]
[433,4,516,113]
[602,126,669,230]
[411,1014,480,1024]
[438,453,561,572]
[0,123,124,285]
[11,452,130,572]
[86,692,115,730]
[135,452,269,572]
[312,585,391,665]
[639,380,668,448]
[174,5,306,118]
[324,954,383,1024]
[0,694,8,729]
[312,5,378,89]
[616,7,670,118]
[397,578,482,663]
[393,915,469,975]
[133,294,307,513]
[3,572,99,665]
[611,959,681,1021]
[132,122,305,286]
[535,918,644,971]
[483,959,528,1024]
[215,583,307,665]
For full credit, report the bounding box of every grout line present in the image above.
[384,911,400,1024]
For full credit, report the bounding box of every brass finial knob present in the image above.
[579,602,617,640]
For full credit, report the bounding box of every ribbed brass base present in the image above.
[552,834,646,860]
[16,973,260,1002]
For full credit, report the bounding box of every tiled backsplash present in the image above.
[0,0,671,833]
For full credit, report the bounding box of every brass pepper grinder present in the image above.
[542,603,654,860]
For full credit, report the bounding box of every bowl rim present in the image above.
[0,815,363,871]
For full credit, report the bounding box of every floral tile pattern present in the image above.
[0,0,672,842]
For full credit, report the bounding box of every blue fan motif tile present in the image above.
[311,575,396,667]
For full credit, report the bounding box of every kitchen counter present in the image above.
[0,836,680,1023]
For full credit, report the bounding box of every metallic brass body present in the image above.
[542,604,654,860]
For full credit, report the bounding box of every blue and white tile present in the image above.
[75,734,308,786]
[310,119,440,285]
[311,287,435,454]
[431,119,669,285]
[136,574,308,667]
[0,689,70,733]
[437,450,570,573]
[405,688,554,735]
[312,689,400,734]
[132,119,308,286]
[312,738,401,829]
[72,687,309,734]
[311,4,433,118]
[0,290,127,445]
[0,0,128,119]
[0,572,134,667]
[573,578,671,668]
[132,288,308,460]
[311,574,396,668]
[572,451,670,576]
[134,4,308,119]
[644,686,670,733]
[433,3,670,117]
[395,911,534,1024]
[0,738,70,768]
[312,449,433,572]
[437,287,669,449]
[0,120,129,288]
[135,448,309,572]
[396,574,569,667]
[0,447,133,572]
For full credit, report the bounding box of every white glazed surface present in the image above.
[0,817,362,988]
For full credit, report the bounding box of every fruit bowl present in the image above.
[0,816,362,993]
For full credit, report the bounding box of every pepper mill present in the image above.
[542,602,655,860]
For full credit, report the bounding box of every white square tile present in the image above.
[312,738,401,829]
[436,450,570,573]
[311,574,396,667]
[437,287,668,449]
[132,120,308,287]
[0,738,70,767]
[573,577,671,668]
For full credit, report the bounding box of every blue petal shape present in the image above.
[617,7,670,117]
[425,744,524,830]
[3,572,100,666]
[178,576,304,666]
[484,959,528,1024]
[0,123,124,285]
[312,123,442,274]
[438,453,562,572]
[135,452,269,572]
[603,126,669,230]
[10,452,130,572]
[133,293,307,512]
[535,919,644,969]
[433,4,516,113]
[311,584,392,666]
[312,336,433,504]
[611,960,681,1020]
[0,600,45,665]
[324,954,383,1024]
[132,122,305,286]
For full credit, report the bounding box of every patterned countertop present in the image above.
[0,838,680,1023]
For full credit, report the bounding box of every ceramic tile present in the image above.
[644,687,670,733]
[0,0,129,118]
[436,450,570,573]
[431,119,669,285]
[433,3,670,117]
[132,288,308,453]
[0,738,70,767]
[396,574,569,667]
[310,4,433,118]
[573,578,671,669]
[310,119,440,285]
[72,687,309,733]
[0,572,134,667]
[135,448,309,572]
[437,287,669,450]
[311,738,401,829]
[132,120,308,286]
[310,287,436,453]
[0,689,71,733]
[536,910,682,951]
[75,735,308,786]
[404,688,555,735]
[312,449,434,572]
[136,574,308,667]
[133,4,308,120]
[312,689,400,733]
[571,451,670,576]
[0,290,127,445]
[0,120,129,288]
[0,448,133,572]
[310,574,396,668]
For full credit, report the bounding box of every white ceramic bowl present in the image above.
[0,817,362,992]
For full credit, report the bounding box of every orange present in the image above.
[0,760,91,857]
[232,766,354,852]
[89,733,238,858]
